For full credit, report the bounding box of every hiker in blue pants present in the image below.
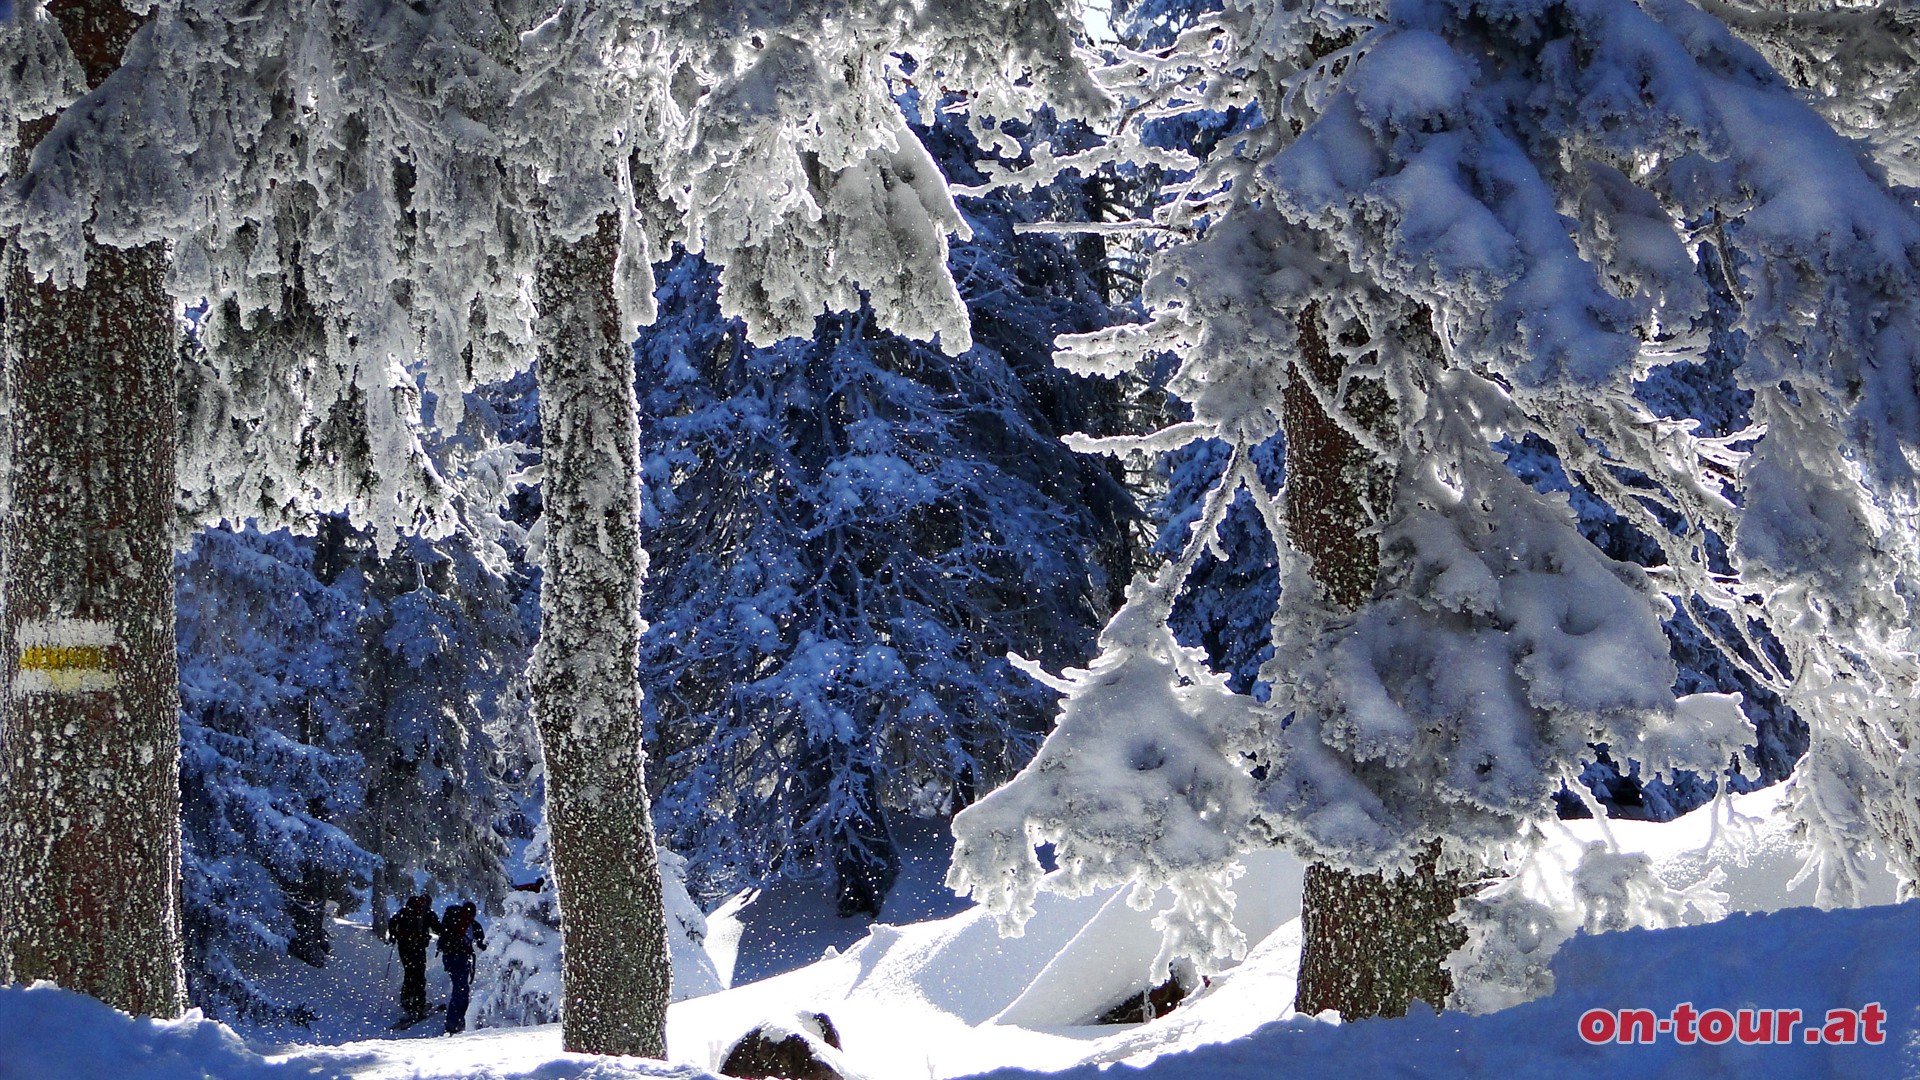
[437,902,487,1034]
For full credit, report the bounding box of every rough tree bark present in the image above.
[0,0,185,1017]
[530,212,670,1057]
[1284,305,1469,1020]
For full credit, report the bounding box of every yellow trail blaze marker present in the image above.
[18,645,109,672]
[13,618,119,696]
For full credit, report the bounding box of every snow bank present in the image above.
[668,870,1281,1078]
[0,982,302,1080]
[962,901,1920,1080]
[1555,786,1902,912]
[701,816,978,988]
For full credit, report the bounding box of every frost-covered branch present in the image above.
[954,0,1920,988]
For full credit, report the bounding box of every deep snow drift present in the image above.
[968,901,1920,1080]
[1,789,1912,1080]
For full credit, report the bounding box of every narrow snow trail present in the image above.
[250,845,1306,1080]
[234,918,454,1049]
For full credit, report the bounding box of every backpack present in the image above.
[391,905,433,952]
[439,907,473,956]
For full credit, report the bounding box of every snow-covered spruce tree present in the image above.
[178,278,536,1002]
[1278,305,1473,1017]
[7,0,1108,1051]
[469,843,722,1029]
[175,486,535,1021]
[2,0,539,1012]
[637,208,1126,915]
[513,4,1114,1054]
[10,0,1114,511]
[1158,246,1804,831]
[470,883,565,1030]
[349,527,533,933]
[951,0,1920,1020]
[0,0,184,1017]
[175,527,374,1021]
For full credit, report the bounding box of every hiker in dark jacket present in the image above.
[439,901,487,1034]
[388,894,441,1019]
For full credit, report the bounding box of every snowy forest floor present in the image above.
[4,788,1915,1080]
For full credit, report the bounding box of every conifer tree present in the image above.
[175,526,372,1019]
[953,0,1920,1021]
[637,227,1126,915]
[3,0,1105,1044]
[0,0,183,1017]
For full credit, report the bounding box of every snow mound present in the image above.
[0,982,315,1080]
[670,846,1311,1078]
[961,902,1920,1080]
[1555,786,1901,912]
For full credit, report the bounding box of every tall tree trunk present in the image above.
[284,859,332,968]
[1283,305,1468,1020]
[369,854,404,942]
[531,213,670,1057]
[0,0,184,1017]
[1295,845,1468,1019]
[830,760,898,919]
